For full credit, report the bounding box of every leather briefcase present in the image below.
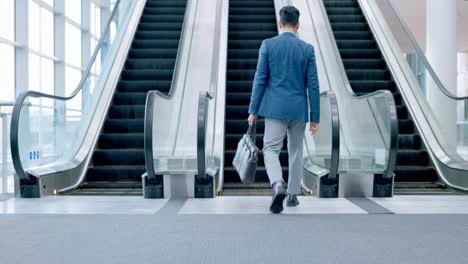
[232,124,259,184]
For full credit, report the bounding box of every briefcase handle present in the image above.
[247,123,256,144]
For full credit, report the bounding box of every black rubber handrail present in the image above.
[10,0,122,183]
[313,0,398,180]
[143,0,192,183]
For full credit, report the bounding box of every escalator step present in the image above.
[397,150,429,166]
[135,31,181,40]
[121,69,174,80]
[126,58,175,70]
[229,40,264,49]
[138,22,183,31]
[398,120,414,134]
[337,40,376,49]
[86,167,146,181]
[328,15,366,23]
[227,69,256,80]
[345,69,391,80]
[334,31,373,40]
[349,80,396,93]
[104,119,144,133]
[332,22,368,31]
[140,14,185,23]
[227,80,254,92]
[339,49,381,59]
[129,49,177,59]
[108,105,145,119]
[324,1,359,8]
[394,167,438,182]
[113,92,148,105]
[117,80,171,93]
[398,134,421,149]
[326,7,362,15]
[229,15,277,23]
[228,59,259,70]
[143,7,186,15]
[229,23,277,31]
[98,134,144,149]
[342,59,386,69]
[93,149,145,166]
[146,0,187,8]
[230,1,275,8]
[133,39,180,49]
[228,49,260,59]
[229,31,277,40]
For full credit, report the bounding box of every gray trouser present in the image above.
[263,118,306,195]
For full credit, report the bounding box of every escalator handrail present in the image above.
[304,91,341,182]
[312,0,398,180]
[384,0,467,101]
[10,0,122,183]
[144,0,193,182]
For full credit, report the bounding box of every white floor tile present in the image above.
[0,196,168,215]
[179,196,367,214]
[370,195,468,214]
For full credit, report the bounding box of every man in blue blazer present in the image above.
[248,6,320,213]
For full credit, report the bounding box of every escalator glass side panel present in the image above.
[12,0,140,188]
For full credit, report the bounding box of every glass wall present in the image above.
[0,0,113,194]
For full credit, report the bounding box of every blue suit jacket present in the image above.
[248,32,320,123]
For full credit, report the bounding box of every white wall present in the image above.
[393,0,468,52]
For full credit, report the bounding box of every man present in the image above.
[248,6,320,213]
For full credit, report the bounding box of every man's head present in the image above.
[279,6,300,32]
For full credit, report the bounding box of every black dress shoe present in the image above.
[286,194,299,207]
[269,181,286,213]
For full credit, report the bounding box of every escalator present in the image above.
[67,0,187,196]
[322,0,451,195]
[223,0,280,196]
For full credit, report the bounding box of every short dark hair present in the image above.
[279,6,300,27]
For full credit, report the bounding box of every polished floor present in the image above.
[1,196,468,264]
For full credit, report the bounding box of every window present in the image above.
[65,0,82,24]
[90,2,101,39]
[28,2,54,56]
[0,44,15,101]
[0,0,14,41]
[65,22,82,67]
[29,54,54,96]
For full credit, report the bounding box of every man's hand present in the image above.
[309,123,319,134]
[248,114,258,126]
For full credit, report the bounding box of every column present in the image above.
[426,0,457,149]
[14,0,29,97]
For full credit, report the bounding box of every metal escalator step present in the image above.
[113,92,148,105]
[98,134,144,149]
[108,105,145,119]
[125,58,175,70]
